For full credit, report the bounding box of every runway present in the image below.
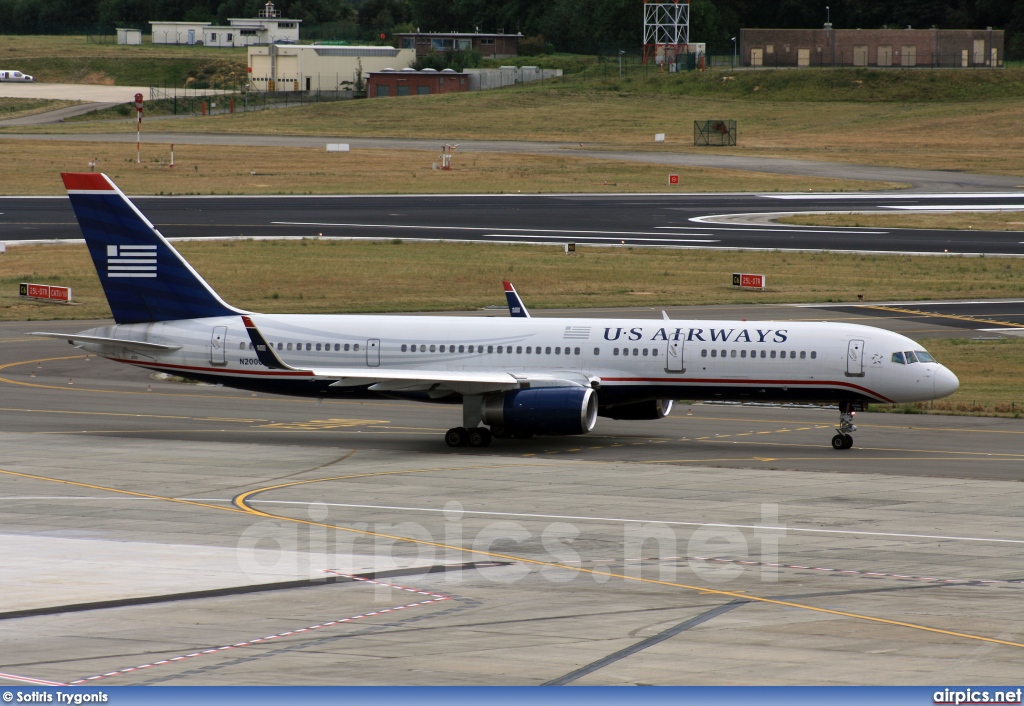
[3,191,1024,256]
[2,316,1024,685]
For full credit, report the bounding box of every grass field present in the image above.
[13,75,1021,178]
[0,35,246,87]
[0,139,899,195]
[0,97,81,121]
[778,212,1024,232]
[5,239,1024,319]
[4,239,1022,415]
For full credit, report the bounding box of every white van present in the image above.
[0,70,35,82]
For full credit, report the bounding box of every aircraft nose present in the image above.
[934,365,959,399]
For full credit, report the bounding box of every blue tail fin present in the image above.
[503,280,531,318]
[62,173,243,324]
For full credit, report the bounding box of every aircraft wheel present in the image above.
[843,434,854,449]
[445,427,469,447]
[490,425,510,439]
[831,434,847,450]
[468,427,492,448]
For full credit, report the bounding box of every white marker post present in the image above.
[134,93,144,164]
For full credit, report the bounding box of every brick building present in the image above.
[367,69,469,97]
[394,32,520,59]
[740,27,1004,68]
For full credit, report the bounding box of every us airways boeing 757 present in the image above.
[32,173,959,450]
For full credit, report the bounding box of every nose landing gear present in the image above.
[832,402,857,450]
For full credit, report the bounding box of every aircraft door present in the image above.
[366,339,380,367]
[665,338,685,373]
[210,326,227,365]
[846,339,864,377]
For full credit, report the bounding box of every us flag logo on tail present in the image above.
[107,244,157,278]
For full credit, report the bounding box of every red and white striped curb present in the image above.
[67,573,450,685]
[0,672,67,686]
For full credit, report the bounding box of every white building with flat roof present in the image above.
[150,1,300,46]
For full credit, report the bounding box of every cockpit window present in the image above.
[904,351,919,364]
[891,352,905,364]
[915,350,936,363]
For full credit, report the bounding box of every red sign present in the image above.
[668,174,679,185]
[20,282,71,302]
[134,93,144,113]
[732,273,765,289]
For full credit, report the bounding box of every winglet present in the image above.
[503,281,531,318]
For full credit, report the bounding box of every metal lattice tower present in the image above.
[643,1,690,65]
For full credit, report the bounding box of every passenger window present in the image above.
[334,344,339,351]
[643,348,649,356]
[459,345,465,353]
[800,351,806,359]
[429,344,436,352]
[760,350,766,358]
[770,350,776,359]
[591,348,598,355]
[730,350,736,358]
[891,352,905,364]
[810,351,816,359]
[316,343,322,351]
[711,350,717,357]
[916,351,936,363]
[239,342,245,350]
[701,349,707,357]
[517,346,523,354]
[355,344,360,352]
[344,343,350,351]
[905,351,918,364]
[401,344,407,352]
[651,349,657,356]
[287,343,293,351]
[537,347,542,355]
[306,343,312,351]
[719,349,725,358]
[525,346,531,354]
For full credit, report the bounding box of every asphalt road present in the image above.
[3,191,1024,255]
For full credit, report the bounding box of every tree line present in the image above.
[1,0,1021,58]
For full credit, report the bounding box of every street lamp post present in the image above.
[731,36,737,68]
[619,49,625,79]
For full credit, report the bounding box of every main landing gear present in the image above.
[445,426,492,448]
[831,402,857,451]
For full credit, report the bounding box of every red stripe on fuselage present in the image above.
[109,358,314,378]
[599,376,894,402]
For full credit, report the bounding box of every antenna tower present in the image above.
[643,0,689,65]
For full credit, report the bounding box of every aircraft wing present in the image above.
[28,332,182,353]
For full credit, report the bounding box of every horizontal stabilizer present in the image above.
[28,332,182,352]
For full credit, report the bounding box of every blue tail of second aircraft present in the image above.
[62,173,243,324]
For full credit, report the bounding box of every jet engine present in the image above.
[599,399,674,420]
[482,387,598,436]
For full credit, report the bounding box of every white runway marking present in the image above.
[764,193,1024,200]
[657,224,886,234]
[480,234,717,243]
[883,205,1024,211]
[245,499,1024,546]
[272,221,715,239]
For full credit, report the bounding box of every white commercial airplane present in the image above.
[33,173,960,450]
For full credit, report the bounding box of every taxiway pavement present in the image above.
[2,315,1024,685]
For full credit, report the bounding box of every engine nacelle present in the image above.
[599,399,673,420]
[482,387,598,436]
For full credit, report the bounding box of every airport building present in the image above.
[366,68,470,97]
[150,1,301,46]
[394,32,521,59]
[740,27,1004,68]
[247,44,416,92]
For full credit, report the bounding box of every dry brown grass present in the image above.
[0,139,898,195]
[778,212,1024,232]
[11,84,1024,177]
[5,239,1024,322]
